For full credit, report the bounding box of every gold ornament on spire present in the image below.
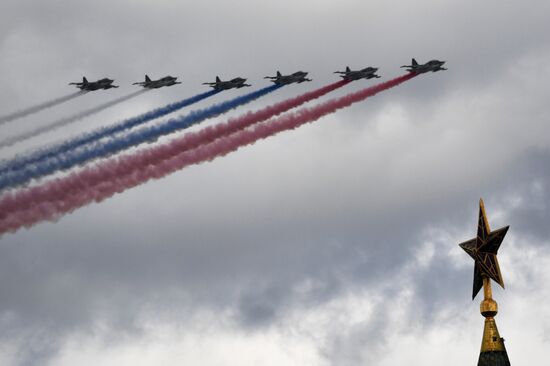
[459,199,508,300]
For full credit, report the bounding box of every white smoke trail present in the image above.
[0,91,86,126]
[0,90,147,149]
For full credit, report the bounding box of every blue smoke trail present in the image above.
[0,89,219,172]
[0,85,281,190]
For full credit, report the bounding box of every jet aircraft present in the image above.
[400,58,447,74]
[264,71,311,85]
[334,66,380,81]
[69,77,118,91]
[133,75,181,89]
[202,76,251,91]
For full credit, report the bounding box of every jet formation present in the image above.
[264,71,311,85]
[69,59,446,92]
[133,75,181,89]
[69,77,118,91]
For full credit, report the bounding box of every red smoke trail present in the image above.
[0,74,414,234]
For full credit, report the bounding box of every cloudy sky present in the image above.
[1,0,549,365]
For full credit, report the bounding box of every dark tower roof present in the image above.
[478,350,511,366]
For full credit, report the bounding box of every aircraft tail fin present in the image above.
[412,58,418,66]
[276,71,282,77]
[145,75,151,82]
[346,66,351,72]
[216,76,221,83]
[82,77,88,84]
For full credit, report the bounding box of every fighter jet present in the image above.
[264,71,311,85]
[334,66,380,81]
[202,76,251,91]
[69,77,118,91]
[400,58,447,74]
[133,75,181,89]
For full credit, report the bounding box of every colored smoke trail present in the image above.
[0,90,147,150]
[0,85,280,190]
[1,80,346,192]
[0,74,414,234]
[0,89,219,174]
[0,91,86,126]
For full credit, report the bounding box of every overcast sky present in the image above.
[1,1,549,365]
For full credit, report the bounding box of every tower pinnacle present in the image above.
[459,199,511,366]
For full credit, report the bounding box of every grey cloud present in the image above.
[1,0,550,364]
